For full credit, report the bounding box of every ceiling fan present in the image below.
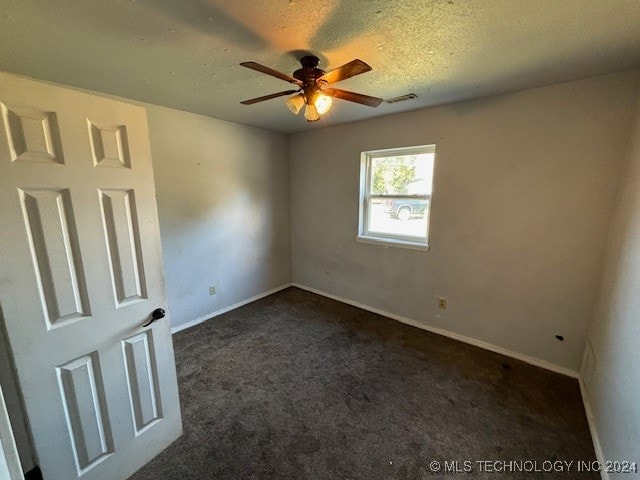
[239,55,383,122]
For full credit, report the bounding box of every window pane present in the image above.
[360,145,435,247]
[367,197,429,239]
[370,153,435,195]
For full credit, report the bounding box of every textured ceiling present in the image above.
[1,0,640,133]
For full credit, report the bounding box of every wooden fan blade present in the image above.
[318,59,372,85]
[324,88,383,107]
[240,62,301,85]
[240,90,299,105]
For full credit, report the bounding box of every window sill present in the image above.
[356,235,430,252]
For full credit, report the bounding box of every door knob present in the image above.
[142,308,165,327]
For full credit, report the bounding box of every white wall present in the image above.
[289,70,640,373]
[146,105,291,330]
[2,68,639,473]
[583,97,640,476]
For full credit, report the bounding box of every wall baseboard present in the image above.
[170,283,293,334]
[292,282,579,379]
[579,377,609,480]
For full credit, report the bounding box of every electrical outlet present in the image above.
[437,296,447,309]
[209,285,217,295]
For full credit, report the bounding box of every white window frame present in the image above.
[357,145,435,251]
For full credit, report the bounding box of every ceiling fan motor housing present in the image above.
[294,55,325,104]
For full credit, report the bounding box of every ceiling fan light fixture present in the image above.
[239,55,383,123]
[304,103,320,122]
[285,93,305,115]
[314,93,332,114]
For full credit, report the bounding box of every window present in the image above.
[358,145,435,249]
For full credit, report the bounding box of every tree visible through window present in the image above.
[359,145,435,248]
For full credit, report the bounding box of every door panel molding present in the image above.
[19,188,91,328]
[56,352,113,475]
[1,102,64,165]
[87,120,131,169]
[99,189,147,308]
[122,331,163,436]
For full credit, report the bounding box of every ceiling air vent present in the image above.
[385,93,418,104]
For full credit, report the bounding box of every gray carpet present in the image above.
[130,287,597,479]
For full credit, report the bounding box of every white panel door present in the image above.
[0,72,182,480]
